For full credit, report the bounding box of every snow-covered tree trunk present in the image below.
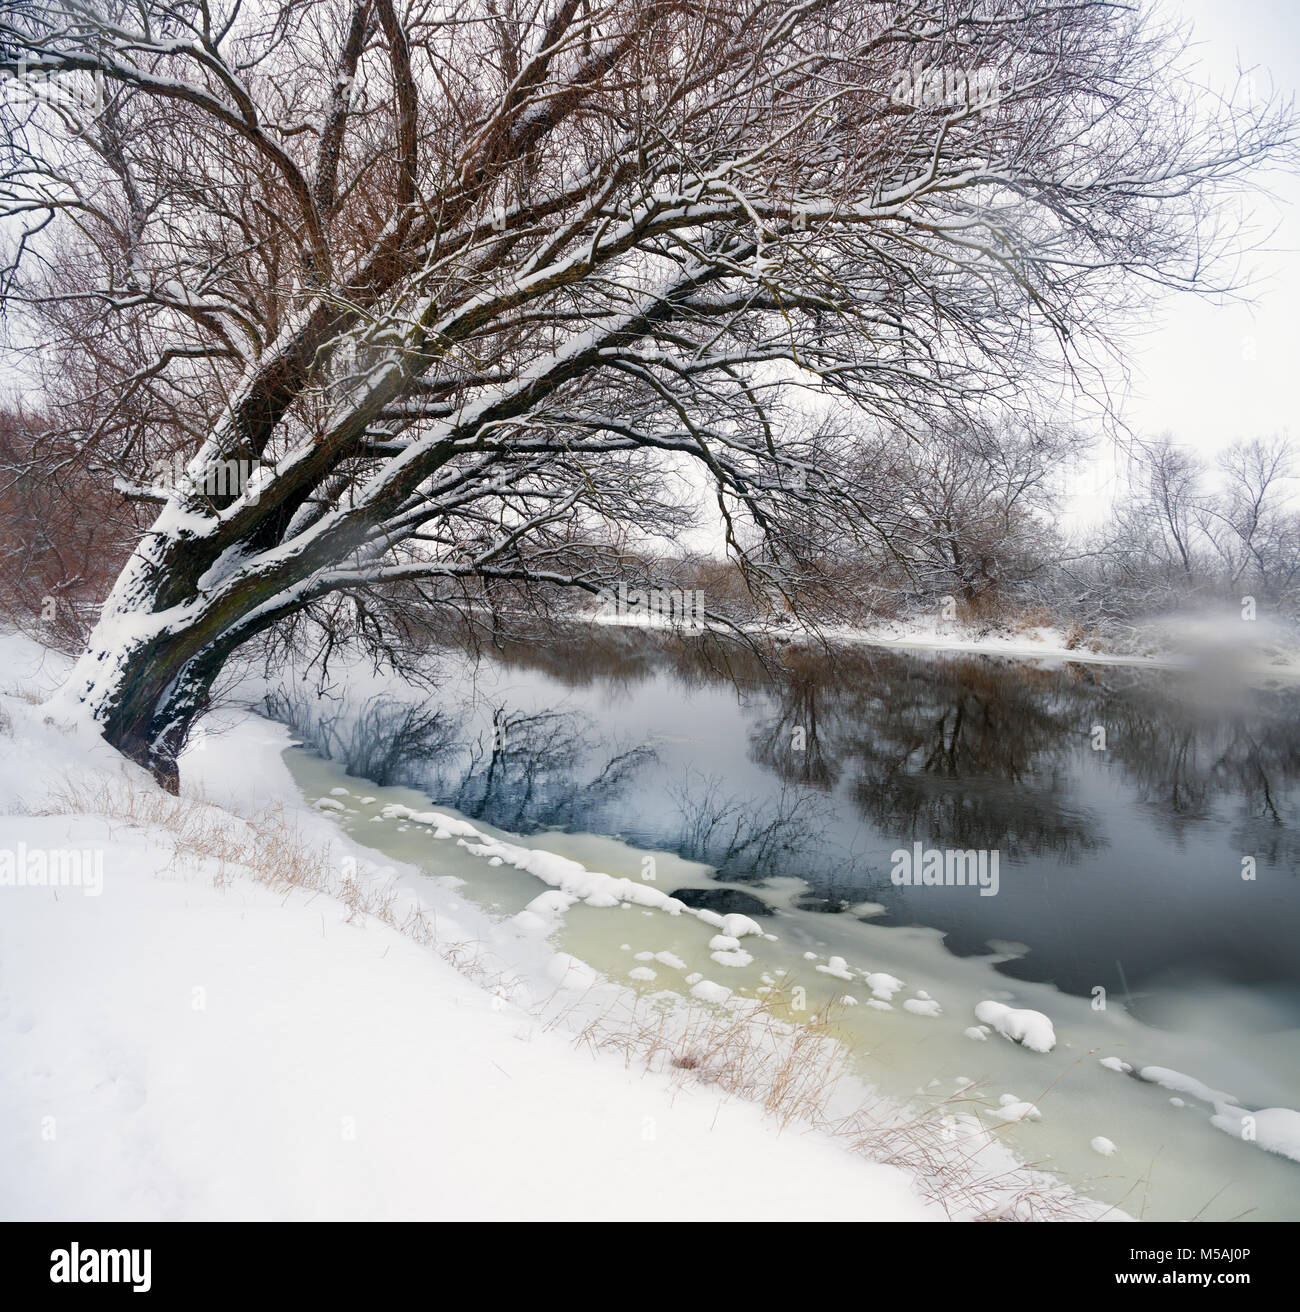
[54,531,248,790]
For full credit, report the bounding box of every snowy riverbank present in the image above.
[0,630,1104,1222]
[590,604,1300,681]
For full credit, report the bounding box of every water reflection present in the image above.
[266,687,655,833]
[263,689,460,787]
[751,652,1102,860]
[265,628,1300,1009]
[668,769,838,879]
[1092,677,1300,859]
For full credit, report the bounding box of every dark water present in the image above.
[270,629,1300,1033]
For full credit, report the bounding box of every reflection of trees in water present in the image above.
[265,689,461,786]
[462,629,850,876]
[484,623,772,701]
[278,629,1300,880]
[848,773,1096,861]
[748,671,839,791]
[266,686,654,834]
[667,769,837,880]
[842,669,1099,860]
[429,706,654,833]
[749,652,1101,860]
[1088,675,1300,863]
[745,649,1300,866]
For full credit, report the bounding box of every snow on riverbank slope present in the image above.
[0,633,951,1221]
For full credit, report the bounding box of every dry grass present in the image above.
[572,985,846,1130]
[950,592,1003,626]
[1012,604,1057,633]
[564,987,1101,1220]
[1062,621,1107,653]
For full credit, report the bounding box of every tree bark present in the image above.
[52,531,265,791]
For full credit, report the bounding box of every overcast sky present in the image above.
[1070,0,1300,523]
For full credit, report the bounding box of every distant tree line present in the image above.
[3,398,1297,653]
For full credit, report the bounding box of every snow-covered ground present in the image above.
[770,614,1158,667]
[0,629,1083,1222]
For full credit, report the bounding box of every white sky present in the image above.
[1069,0,1300,525]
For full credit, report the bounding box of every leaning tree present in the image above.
[0,0,1292,787]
